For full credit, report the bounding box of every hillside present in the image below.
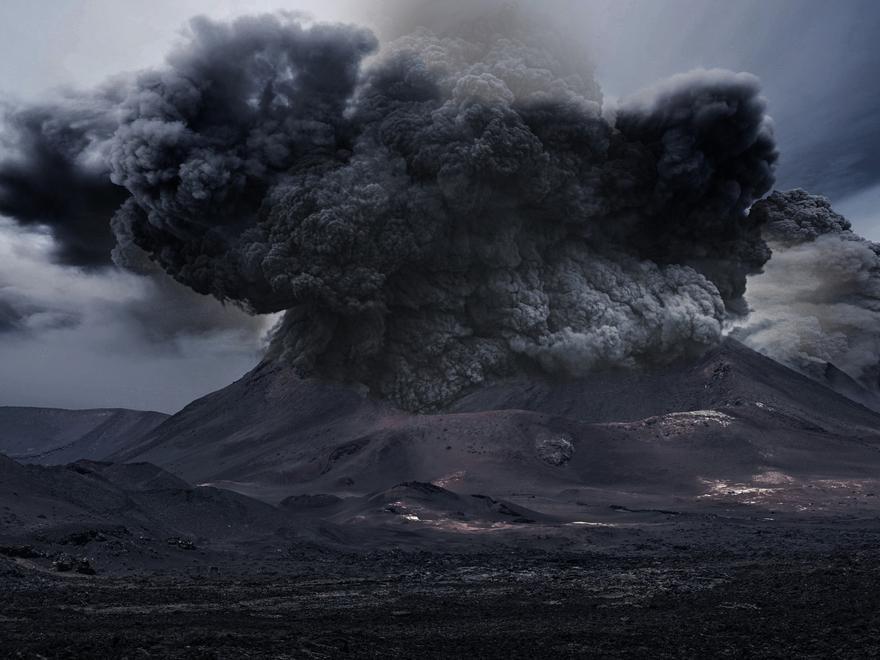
[114,340,880,510]
[0,407,168,464]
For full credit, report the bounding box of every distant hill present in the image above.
[0,454,295,574]
[0,407,168,464]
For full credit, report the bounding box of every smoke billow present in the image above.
[732,190,880,396]
[0,94,129,267]
[0,9,779,410]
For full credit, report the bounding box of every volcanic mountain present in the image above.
[112,339,880,514]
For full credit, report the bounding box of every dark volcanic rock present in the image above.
[0,545,42,559]
[534,433,574,466]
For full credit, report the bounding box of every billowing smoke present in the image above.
[0,94,129,267]
[0,10,778,410]
[732,190,880,399]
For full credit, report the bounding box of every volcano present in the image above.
[108,339,880,517]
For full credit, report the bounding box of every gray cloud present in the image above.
[0,92,128,266]
[0,298,26,333]
[732,190,880,397]
[0,218,276,411]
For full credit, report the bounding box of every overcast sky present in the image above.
[0,0,878,412]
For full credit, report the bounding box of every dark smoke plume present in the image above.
[0,10,778,410]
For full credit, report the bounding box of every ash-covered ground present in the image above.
[4,339,880,658]
[4,525,880,658]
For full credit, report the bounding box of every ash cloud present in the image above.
[732,190,880,397]
[0,9,779,410]
[0,94,128,267]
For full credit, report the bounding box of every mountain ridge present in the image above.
[0,406,169,465]
[112,339,880,507]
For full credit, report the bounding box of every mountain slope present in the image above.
[0,407,168,464]
[451,339,880,433]
[114,340,880,509]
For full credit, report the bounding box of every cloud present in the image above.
[0,218,276,411]
[0,9,778,410]
[732,190,880,396]
[0,93,129,266]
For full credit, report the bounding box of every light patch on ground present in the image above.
[752,471,795,486]
[613,410,737,438]
[697,474,880,510]
[698,477,787,505]
[420,520,517,533]
[650,410,736,427]
[433,471,466,488]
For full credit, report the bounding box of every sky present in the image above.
[0,0,878,412]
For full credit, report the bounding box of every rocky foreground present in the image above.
[3,546,880,658]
